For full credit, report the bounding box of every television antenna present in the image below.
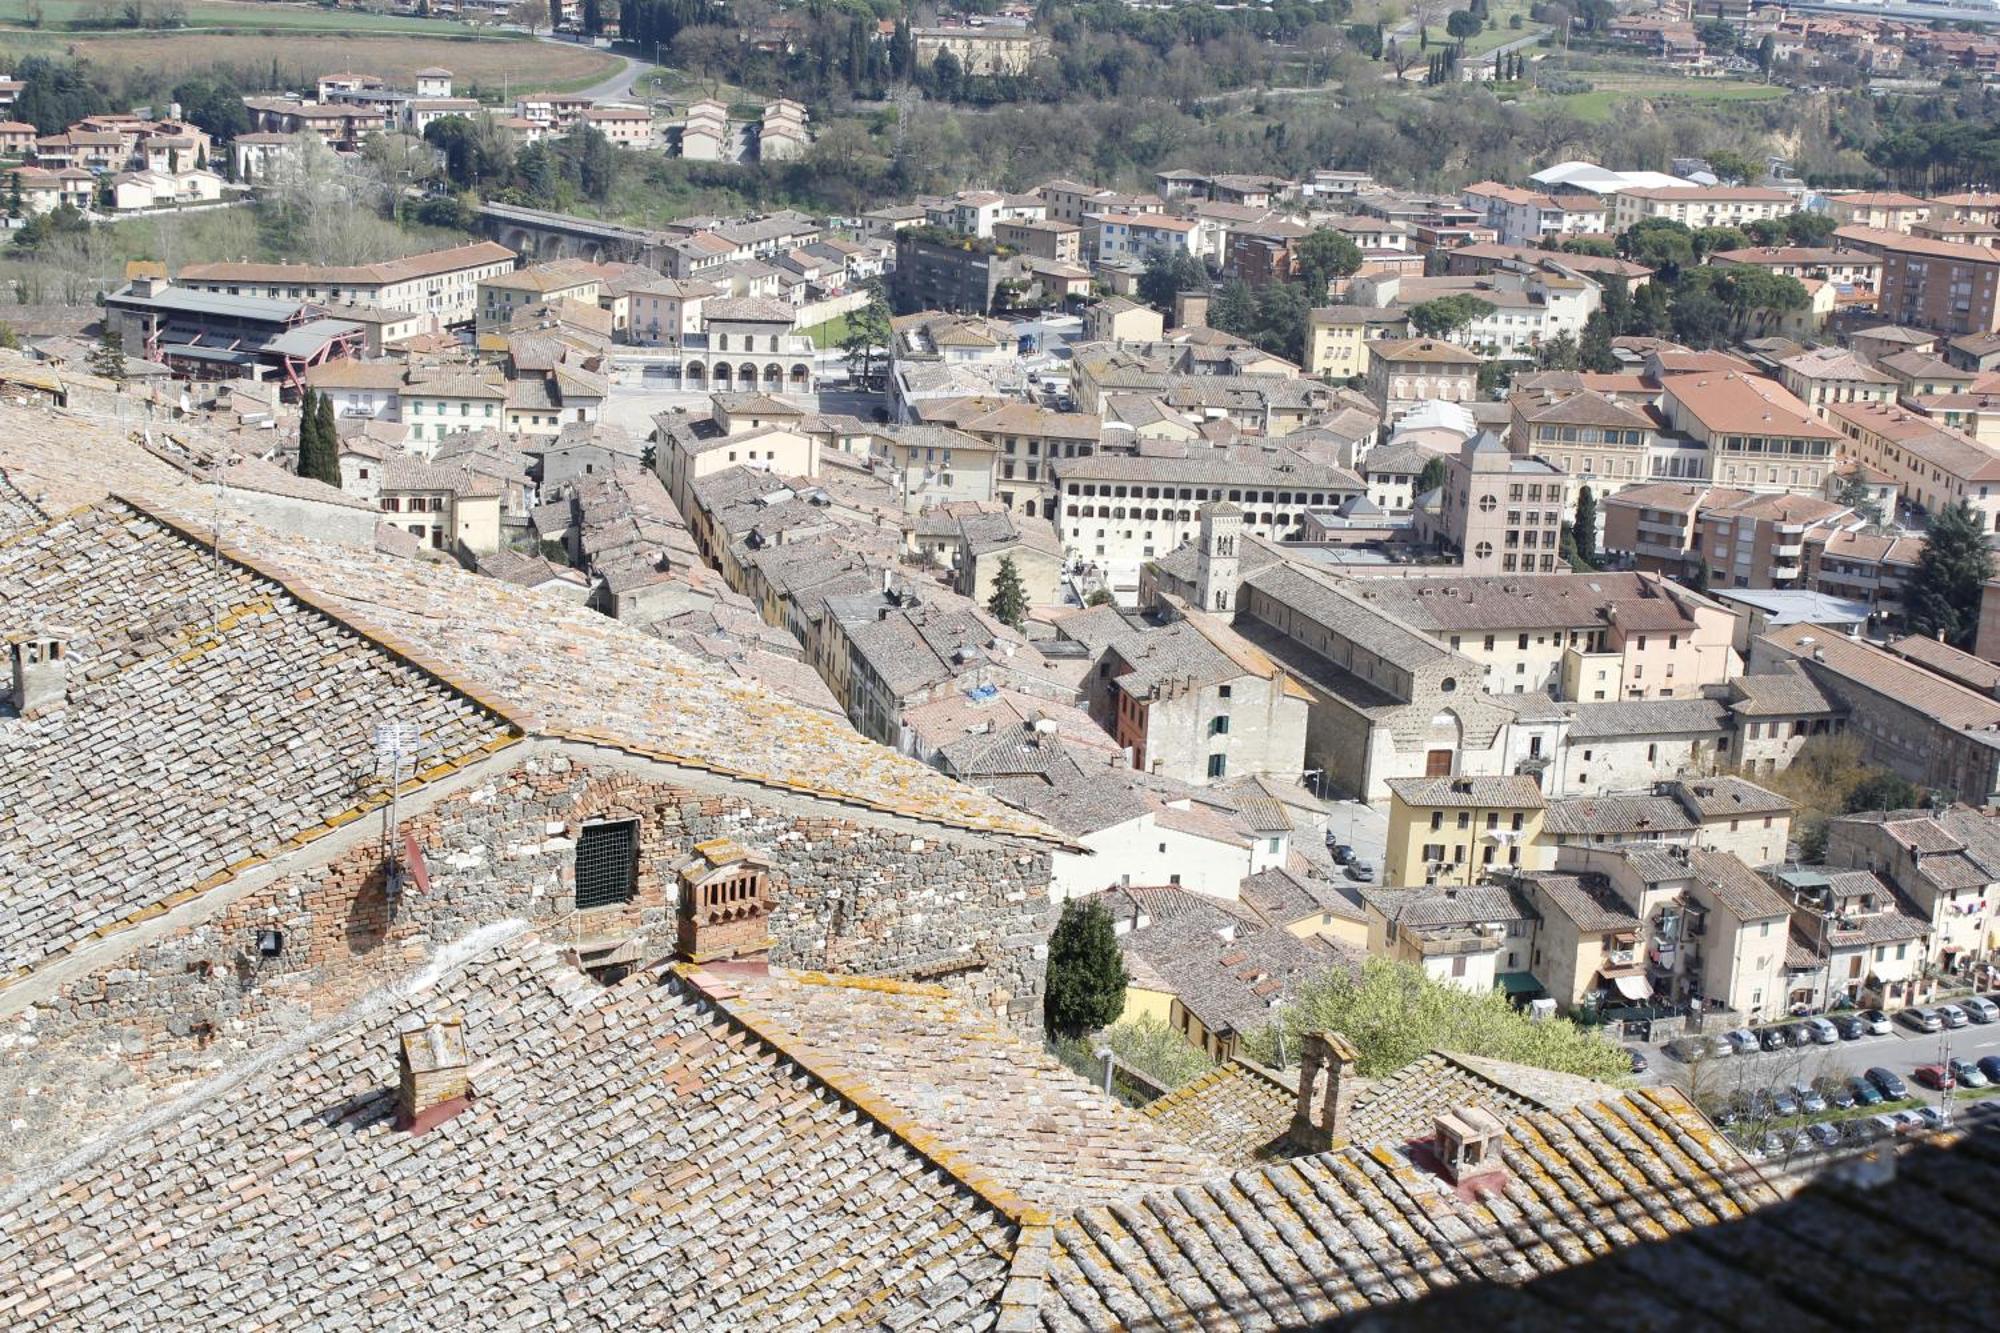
[373,722,424,892]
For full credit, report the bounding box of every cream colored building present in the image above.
[912,26,1051,76]
[175,241,516,327]
[1420,433,1571,575]
[1384,774,1549,888]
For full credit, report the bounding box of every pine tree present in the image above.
[986,555,1028,629]
[88,328,127,383]
[1573,485,1598,568]
[1043,899,1129,1040]
[1908,500,1994,647]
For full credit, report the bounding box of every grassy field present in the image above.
[0,0,480,32]
[1552,77,1787,124]
[804,313,855,350]
[26,32,618,95]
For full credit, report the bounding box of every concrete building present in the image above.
[1384,774,1548,887]
[1363,337,1481,423]
[1304,306,1408,381]
[1753,626,2000,807]
[1054,446,1363,599]
[1608,186,1794,232]
[1417,432,1571,576]
[1658,371,1839,495]
[174,241,516,328]
[1825,806,2000,983]
[1836,226,2000,337]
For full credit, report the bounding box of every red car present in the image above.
[1914,1063,1956,1091]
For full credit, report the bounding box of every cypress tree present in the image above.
[1573,484,1598,568]
[1044,900,1129,1040]
[986,554,1028,630]
[296,387,326,481]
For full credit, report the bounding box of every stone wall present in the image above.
[12,748,1055,1081]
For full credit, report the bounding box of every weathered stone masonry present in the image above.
[13,746,1056,1082]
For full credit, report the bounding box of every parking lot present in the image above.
[1642,999,2000,1170]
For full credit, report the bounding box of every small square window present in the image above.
[574,820,639,910]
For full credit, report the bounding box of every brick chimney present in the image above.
[675,838,774,963]
[1289,1030,1361,1153]
[7,630,70,719]
[396,1013,471,1134]
[1434,1103,1507,1193]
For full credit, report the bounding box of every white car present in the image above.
[1803,1016,1839,1044]
[1860,1009,1892,1035]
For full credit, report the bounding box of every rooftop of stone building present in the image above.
[0,492,1068,986]
[0,935,1038,1328]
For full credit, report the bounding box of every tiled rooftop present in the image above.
[1141,1058,1299,1164]
[0,503,510,977]
[0,934,1022,1329]
[120,496,1064,843]
[704,967,1222,1210]
[1039,1085,1775,1327]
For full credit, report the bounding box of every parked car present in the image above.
[1848,1076,1883,1107]
[1866,1067,1908,1100]
[1807,1121,1841,1149]
[1939,1003,1969,1029]
[1344,861,1374,882]
[1759,1026,1790,1052]
[1803,1017,1839,1044]
[1882,1110,1923,1135]
[1794,1081,1827,1115]
[1915,1063,1956,1091]
[1626,1046,1649,1074]
[1791,1128,1817,1155]
[1758,1131,1787,1159]
[1902,1007,1944,1033]
[1771,1087,1800,1117]
[1666,1036,1721,1063]
[1978,1055,2000,1084]
[1722,1027,1758,1055]
[1949,1056,1989,1089]
[1330,842,1354,865]
[1962,996,1998,1024]
[1829,1013,1865,1040]
[1845,1117,1887,1144]
[1860,1009,1892,1035]
[1828,1082,1856,1110]
[1918,1106,1947,1131]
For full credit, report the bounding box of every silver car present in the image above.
[1803,1017,1839,1044]
[1722,1027,1758,1054]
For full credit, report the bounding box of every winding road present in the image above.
[535,35,654,103]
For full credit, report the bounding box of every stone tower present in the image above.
[1195,501,1243,614]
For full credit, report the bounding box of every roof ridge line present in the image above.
[673,963,1047,1228]
[119,494,1084,850]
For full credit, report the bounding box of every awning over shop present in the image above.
[1613,973,1652,1001]
[1495,971,1542,996]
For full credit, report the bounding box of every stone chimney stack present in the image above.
[1289,1030,1361,1153]
[396,1013,470,1134]
[8,631,70,719]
